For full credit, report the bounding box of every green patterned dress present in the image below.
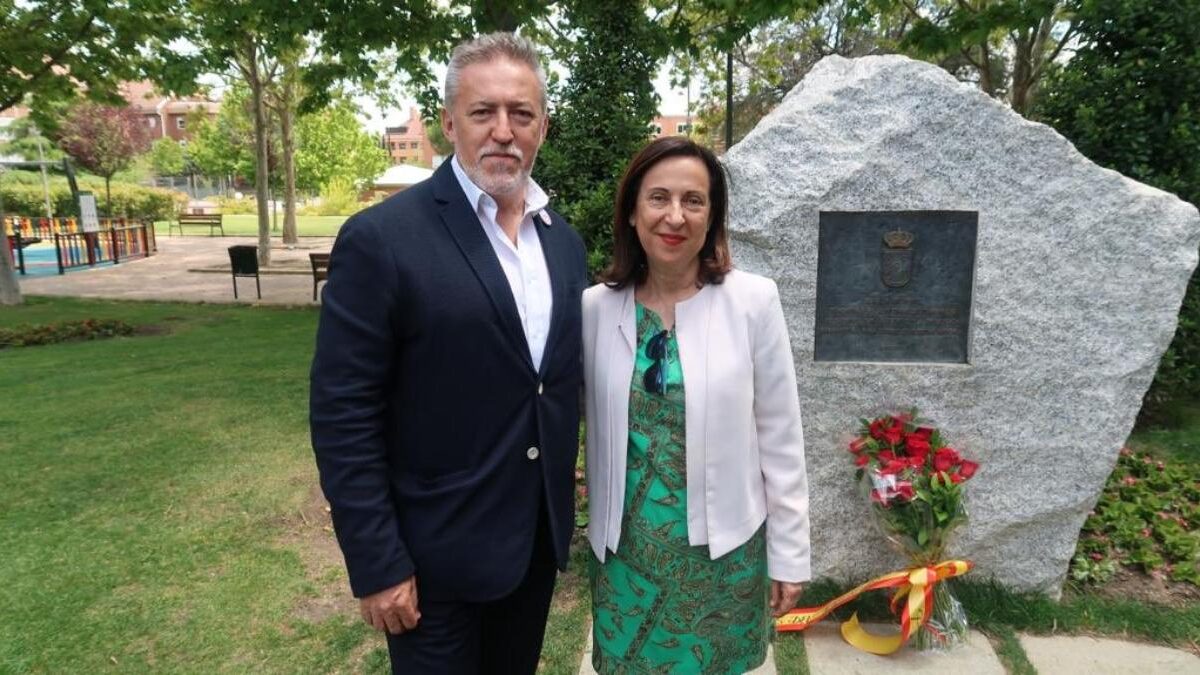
[591,304,769,674]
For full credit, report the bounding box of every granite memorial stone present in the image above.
[724,55,1200,595]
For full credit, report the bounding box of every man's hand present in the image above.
[360,576,421,634]
[769,580,804,618]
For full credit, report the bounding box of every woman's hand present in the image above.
[769,580,804,617]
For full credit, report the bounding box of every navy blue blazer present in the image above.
[310,159,587,602]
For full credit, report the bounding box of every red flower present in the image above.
[883,420,904,445]
[854,454,869,467]
[933,448,960,472]
[908,455,927,469]
[949,473,965,484]
[895,482,915,500]
[880,459,908,475]
[848,437,868,454]
[911,427,933,441]
[906,435,932,454]
[958,459,979,479]
[869,419,888,441]
[878,450,896,463]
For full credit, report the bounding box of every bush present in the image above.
[212,195,259,215]
[0,319,136,349]
[301,178,361,216]
[0,177,184,220]
[1072,447,1200,586]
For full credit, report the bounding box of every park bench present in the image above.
[170,213,225,236]
[310,252,330,301]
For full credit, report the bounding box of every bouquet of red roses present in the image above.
[848,410,979,651]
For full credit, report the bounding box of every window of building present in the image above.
[176,117,186,129]
[146,117,157,128]
[652,124,662,136]
[677,123,691,134]
[411,142,419,149]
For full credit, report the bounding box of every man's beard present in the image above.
[464,143,532,198]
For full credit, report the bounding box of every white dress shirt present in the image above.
[451,156,554,371]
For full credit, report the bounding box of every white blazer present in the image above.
[583,269,811,582]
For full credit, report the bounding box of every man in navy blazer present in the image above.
[310,33,586,673]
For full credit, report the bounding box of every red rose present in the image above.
[933,448,960,472]
[895,482,915,500]
[881,459,908,475]
[854,454,869,467]
[848,437,868,453]
[950,473,964,484]
[958,459,979,479]
[883,420,903,445]
[869,419,888,440]
[878,450,896,463]
[908,455,926,469]
[911,427,933,441]
[906,435,931,452]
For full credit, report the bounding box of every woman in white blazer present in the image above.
[583,137,810,674]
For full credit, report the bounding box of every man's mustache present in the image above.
[478,144,524,162]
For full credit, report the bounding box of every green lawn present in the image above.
[5,296,1197,673]
[154,214,349,238]
[0,297,589,674]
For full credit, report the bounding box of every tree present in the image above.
[688,1,913,147]
[187,84,270,186]
[848,0,1077,116]
[147,138,187,177]
[536,0,666,273]
[265,49,304,245]
[296,100,390,194]
[57,103,151,215]
[1037,0,1200,418]
[0,118,65,162]
[0,1,194,118]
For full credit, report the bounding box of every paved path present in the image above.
[577,620,1200,673]
[18,235,334,305]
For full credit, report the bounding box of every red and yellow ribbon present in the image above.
[775,560,972,655]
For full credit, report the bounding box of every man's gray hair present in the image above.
[444,32,548,112]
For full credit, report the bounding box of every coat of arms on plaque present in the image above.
[881,228,915,288]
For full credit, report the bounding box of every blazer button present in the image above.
[526,446,540,460]
[537,382,544,395]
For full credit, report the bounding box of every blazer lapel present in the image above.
[432,161,533,371]
[535,213,568,377]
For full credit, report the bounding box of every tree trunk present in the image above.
[280,103,298,245]
[0,240,21,305]
[105,175,112,217]
[245,39,272,268]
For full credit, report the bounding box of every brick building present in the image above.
[382,108,436,167]
[120,81,219,143]
[651,114,694,138]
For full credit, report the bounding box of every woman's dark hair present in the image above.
[599,136,732,289]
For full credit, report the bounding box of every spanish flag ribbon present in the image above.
[775,560,972,655]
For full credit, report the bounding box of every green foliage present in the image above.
[0,1,196,119]
[0,173,184,220]
[212,195,261,215]
[535,0,666,276]
[1072,448,1200,585]
[295,100,390,192]
[1037,0,1200,415]
[300,178,361,216]
[187,84,262,184]
[0,118,64,162]
[0,319,135,349]
[146,138,187,178]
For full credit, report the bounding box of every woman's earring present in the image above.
[629,218,636,228]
